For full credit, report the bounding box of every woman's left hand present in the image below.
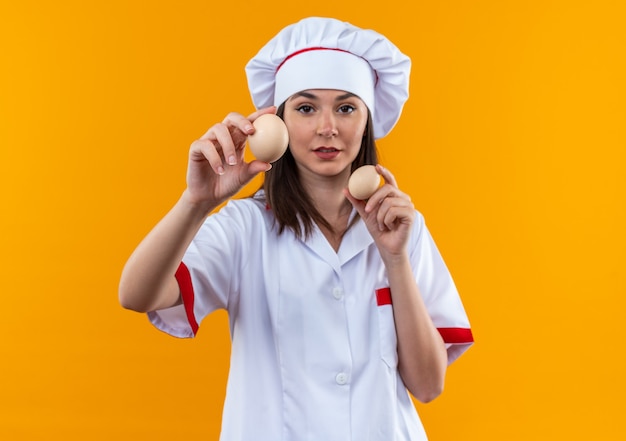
[345,165,415,262]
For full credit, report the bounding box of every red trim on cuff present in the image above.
[376,287,392,306]
[438,327,474,344]
[175,262,199,336]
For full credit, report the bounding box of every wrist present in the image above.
[380,250,411,270]
[179,190,218,222]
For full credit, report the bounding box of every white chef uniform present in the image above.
[149,192,473,441]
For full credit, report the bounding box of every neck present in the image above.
[298,168,353,252]
[300,170,352,222]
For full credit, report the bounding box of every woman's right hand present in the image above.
[184,106,277,211]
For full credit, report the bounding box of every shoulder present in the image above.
[208,191,275,232]
[407,208,438,255]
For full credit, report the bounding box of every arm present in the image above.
[382,254,448,403]
[118,193,215,312]
[345,165,447,403]
[118,108,275,313]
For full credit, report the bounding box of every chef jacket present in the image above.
[149,193,473,441]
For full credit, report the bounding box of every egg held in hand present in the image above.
[348,165,381,200]
[247,114,289,163]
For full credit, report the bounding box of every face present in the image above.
[282,89,369,182]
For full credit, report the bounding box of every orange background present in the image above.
[1,1,625,439]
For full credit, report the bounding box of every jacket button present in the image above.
[335,372,349,385]
[332,287,344,300]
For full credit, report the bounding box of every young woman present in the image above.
[119,16,473,441]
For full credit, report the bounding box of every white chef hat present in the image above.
[245,17,411,139]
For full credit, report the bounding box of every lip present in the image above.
[313,146,340,160]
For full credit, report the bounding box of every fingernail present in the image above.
[245,124,254,133]
[217,166,225,175]
[228,155,236,165]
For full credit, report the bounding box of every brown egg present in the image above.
[348,165,381,200]
[247,114,289,163]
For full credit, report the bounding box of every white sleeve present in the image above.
[411,212,474,364]
[148,199,251,338]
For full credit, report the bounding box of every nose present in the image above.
[316,111,338,137]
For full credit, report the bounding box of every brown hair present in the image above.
[259,102,378,239]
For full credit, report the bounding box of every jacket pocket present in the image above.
[375,288,398,368]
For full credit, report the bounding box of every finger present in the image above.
[222,112,255,138]
[246,106,278,122]
[210,123,240,166]
[222,107,279,160]
[190,138,226,176]
[364,184,410,214]
[376,164,399,188]
[377,197,414,230]
[380,205,415,231]
[200,114,253,156]
[219,108,277,139]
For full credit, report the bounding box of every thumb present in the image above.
[343,188,367,216]
[343,188,380,235]
[242,160,272,183]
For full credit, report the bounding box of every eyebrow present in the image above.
[289,91,358,101]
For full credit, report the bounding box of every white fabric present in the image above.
[274,49,376,115]
[245,17,411,139]
[149,193,472,441]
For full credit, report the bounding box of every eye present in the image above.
[296,105,314,114]
[338,104,356,114]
